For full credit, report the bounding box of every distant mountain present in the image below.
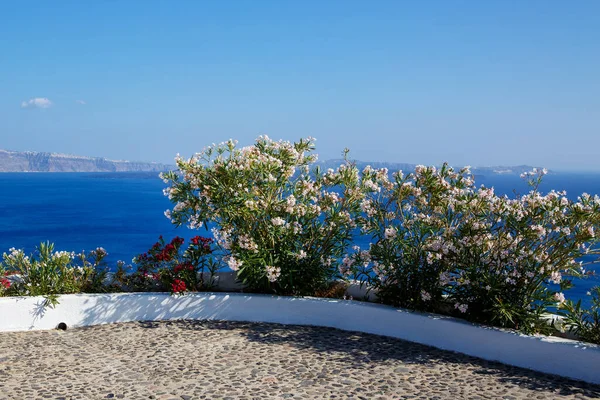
[470,165,547,176]
[0,148,545,176]
[317,159,546,176]
[0,149,173,173]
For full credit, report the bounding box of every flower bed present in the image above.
[2,136,600,382]
[159,136,600,340]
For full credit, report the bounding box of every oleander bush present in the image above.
[558,286,600,344]
[126,235,217,293]
[349,163,470,312]
[445,170,599,333]
[161,136,365,295]
[350,164,600,334]
[0,242,118,307]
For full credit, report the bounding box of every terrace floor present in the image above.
[0,320,598,400]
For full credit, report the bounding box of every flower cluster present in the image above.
[142,236,185,263]
[128,236,216,294]
[558,286,600,344]
[191,235,213,252]
[0,274,10,291]
[171,279,187,294]
[350,164,600,334]
[0,242,117,308]
[162,136,366,295]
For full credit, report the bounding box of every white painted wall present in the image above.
[0,292,598,385]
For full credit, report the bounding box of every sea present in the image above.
[1,171,599,306]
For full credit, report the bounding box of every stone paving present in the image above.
[0,320,598,400]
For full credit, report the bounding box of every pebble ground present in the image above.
[0,320,598,400]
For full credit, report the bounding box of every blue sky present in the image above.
[1,1,599,170]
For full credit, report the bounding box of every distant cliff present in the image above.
[0,149,173,173]
[317,159,545,176]
[0,148,545,176]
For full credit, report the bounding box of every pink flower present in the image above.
[454,303,468,313]
[384,226,397,240]
[266,265,281,282]
[549,271,562,284]
[226,256,242,271]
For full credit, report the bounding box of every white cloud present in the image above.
[75,99,86,105]
[21,97,53,109]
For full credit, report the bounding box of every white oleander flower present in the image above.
[226,256,243,271]
[554,292,566,304]
[384,226,397,240]
[454,303,468,313]
[271,217,286,226]
[266,265,281,282]
[549,271,562,284]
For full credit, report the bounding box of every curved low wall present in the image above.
[1,292,599,385]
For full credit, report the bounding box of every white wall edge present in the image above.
[0,292,598,385]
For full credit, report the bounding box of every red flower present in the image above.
[0,278,10,289]
[173,263,194,274]
[191,236,208,245]
[190,236,214,253]
[171,237,185,246]
[171,279,187,293]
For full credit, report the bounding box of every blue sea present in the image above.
[1,171,599,305]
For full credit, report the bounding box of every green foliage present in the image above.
[126,235,217,294]
[352,164,600,334]
[0,242,116,308]
[558,286,600,344]
[0,236,217,306]
[163,137,365,295]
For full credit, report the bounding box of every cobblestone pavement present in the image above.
[0,320,598,400]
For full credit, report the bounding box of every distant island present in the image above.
[0,148,544,175]
[317,159,546,177]
[0,149,172,173]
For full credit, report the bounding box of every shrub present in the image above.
[558,286,600,344]
[350,164,474,312]
[0,242,115,307]
[351,165,600,334]
[1,273,11,296]
[442,169,599,333]
[161,136,365,295]
[128,235,216,294]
